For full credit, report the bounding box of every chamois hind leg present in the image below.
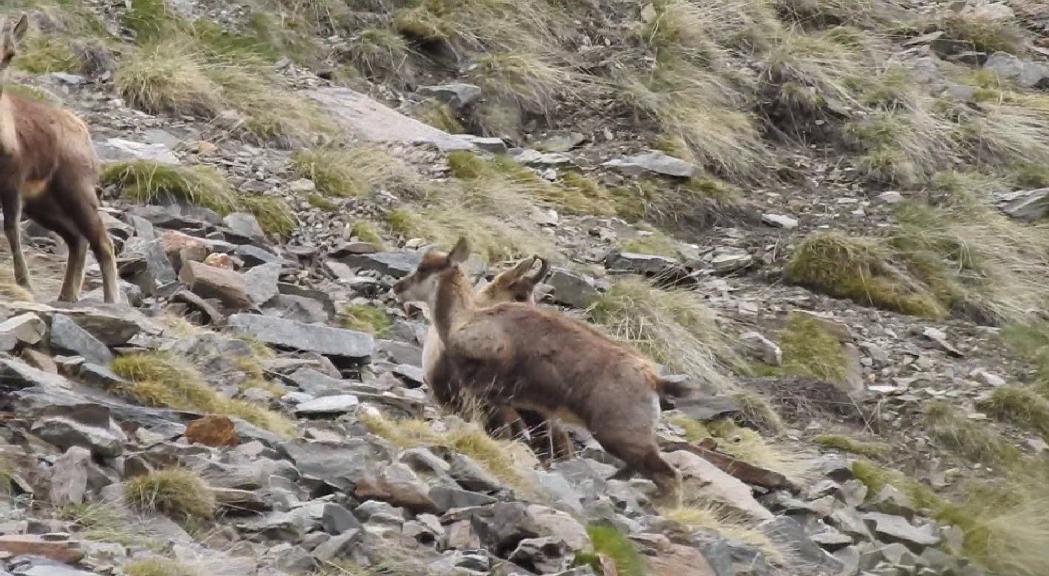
[549,422,575,461]
[61,178,120,304]
[24,204,82,302]
[486,405,528,442]
[1,190,32,292]
[593,425,681,507]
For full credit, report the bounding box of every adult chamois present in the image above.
[0,14,120,303]
[422,254,575,462]
[394,238,681,504]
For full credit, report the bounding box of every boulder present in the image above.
[50,314,112,365]
[665,450,774,521]
[228,314,374,360]
[603,151,695,178]
[179,261,252,309]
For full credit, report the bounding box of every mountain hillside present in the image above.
[2,0,1049,575]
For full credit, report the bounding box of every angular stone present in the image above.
[459,135,507,154]
[223,212,266,242]
[243,262,281,306]
[534,131,586,153]
[281,439,392,492]
[336,251,422,278]
[180,261,252,309]
[294,395,360,416]
[740,331,782,365]
[286,368,345,396]
[95,137,179,164]
[229,314,374,360]
[527,505,590,552]
[429,486,498,512]
[762,213,799,229]
[354,463,438,513]
[31,404,127,458]
[984,52,1049,89]
[306,86,473,151]
[761,516,843,573]
[604,251,678,275]
[545,268,600,308]
[862,512,940,549]
[419,83,483,109]
[998,188,1049,221]
[236,245,279,267]
[185,415,239,447]
[0,535,84,565]
[508,537,568,574]
[672,395,741,421]
[49,446,92,506]
[665,451,773,521]
[0,313,47,346]
[50,315,112,365]
[603,151,695,178]
[467,502,542,557]
[311,529,360,562]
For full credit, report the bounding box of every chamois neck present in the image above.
[432,267,476,340]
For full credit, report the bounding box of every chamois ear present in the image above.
[12,14,29,42]
[448,236,470,265]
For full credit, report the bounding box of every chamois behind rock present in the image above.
[0,14,120,303]
[422,254,574,461]
[394,238,682,504]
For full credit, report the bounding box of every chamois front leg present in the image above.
[57,234,87,302]
[0,189,32,293]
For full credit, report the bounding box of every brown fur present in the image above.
[423,255,574,462]
[395,239,682,503]
[0,14,120,303]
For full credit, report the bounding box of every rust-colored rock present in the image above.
[179,261,251,309]
[0,534,84,564]
[160,230,208,271]
[185,415,239,447]
[21,348,58,373]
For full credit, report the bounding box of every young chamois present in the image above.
[0,14,120,303]
[394,238,682,504]
[422,255,575,462]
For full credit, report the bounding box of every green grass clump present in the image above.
[579,524,644,576]
[124,468,215,522]
[110,352,294,436]
[778,312,849,383]
[981,386,1049,441]
[925,400,1020,466]
[238,195,295,238]
[348,221,383,246]
[291,148,369,197]
[306,193,337,211]
[785,231,947,318]
[13,35,81,73]
[417,100,464,133]
[123,556,197,576]
[1001,322,1049,389]
[101,161,238,214]
[345,26,414,85]
[620,228,680,258]
[813,433,890,458]
[588,276,737,390]
[339,305,391,336]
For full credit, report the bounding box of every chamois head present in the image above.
[393,237,471,305]
[0,15,29,77]
[480,255,549,305]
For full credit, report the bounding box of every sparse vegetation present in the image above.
[124,468,216,522]
[812,433,890,458]
[416,100,464,133]
[589,276,737,390]
[777,312,849,383]
[664,504,785,564]
[123,556,197,576]
[339,304,391,336]
[620,228,680,258]
[358,411,532,494]
[940,12,1025,55]
[61,502,156,548]
[981,386,1049,441]
[579,523,644,576]
[348,221,384,246]
[1001,322,1049,388]
[292,146,425,199]
[925,401,1020,466]
[111,352,295,436]
[101,161,238,214]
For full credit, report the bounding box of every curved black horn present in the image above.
[529,255,550,283]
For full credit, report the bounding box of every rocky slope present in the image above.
[2,0,1049,575]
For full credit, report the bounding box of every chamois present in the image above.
[394,238,682,503]
[0,14,120,303]
[422,255,575,461]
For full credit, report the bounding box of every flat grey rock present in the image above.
[228,314,374,359]
[602,151,695,177]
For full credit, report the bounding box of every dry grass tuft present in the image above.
[124,468,216,522]
[123,556,197,576]
[61,502,156,549]
[343,26,415,87]
[101,161,238,214]
[110,352,294,436]
[664,503,786,564]
[115,42,221,117]
[940,11,1026,55]
[981,386,1049,441]
[924,400,1020,466]
[292,146,426,199]
[588,276,737,390]
[358,411,534,494]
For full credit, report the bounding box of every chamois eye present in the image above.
[515,294,527,302]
